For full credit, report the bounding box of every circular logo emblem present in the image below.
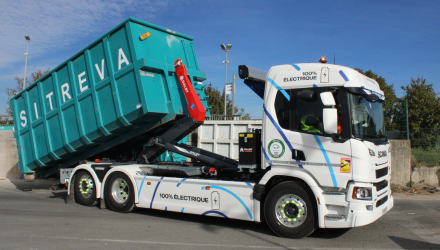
[268,139,285,158]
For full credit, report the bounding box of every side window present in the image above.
[296,89,325,134]
[275,87,341,135]
[275,90,296,130]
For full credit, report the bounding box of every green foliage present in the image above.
[355,69,398,128]
[396,78,440,148]
[204,83,251,120]
[412,147,440,166]
[5,68,51,116]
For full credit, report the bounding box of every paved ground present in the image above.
[1,179,440,250]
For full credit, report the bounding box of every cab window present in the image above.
[274,87,342,135]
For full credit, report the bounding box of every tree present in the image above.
[204,83,251,120]
[396,77,440,148]
[5,68,50,118]
[355,69,398,129]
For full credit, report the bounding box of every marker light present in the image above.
[319,57,327,63]
[140,32,151,41]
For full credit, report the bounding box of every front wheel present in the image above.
[105,172,135,213]
[264,181,317,238]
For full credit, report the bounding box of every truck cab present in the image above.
[241,63,393,234]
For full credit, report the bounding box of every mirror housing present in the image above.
[297,90,316,101]
[320,92,338,134]
[323,108,338,134]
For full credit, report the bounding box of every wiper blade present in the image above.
[362,135,379,139]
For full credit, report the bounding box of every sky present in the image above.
[0,0,439,119]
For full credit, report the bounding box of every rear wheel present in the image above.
[74,171,97,206]
[105,172,135,213]
[264,181,317,238]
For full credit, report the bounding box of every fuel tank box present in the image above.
[10,17,209,176]
[238,130,261,166]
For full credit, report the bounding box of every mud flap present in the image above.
[65,175,76,204]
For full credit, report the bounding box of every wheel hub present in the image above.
[78,175,94,198]
[111,178,130,204]
[275,194,307,227]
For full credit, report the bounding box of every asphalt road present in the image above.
[1,179,440,250]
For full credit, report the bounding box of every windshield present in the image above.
[349,93,385,139]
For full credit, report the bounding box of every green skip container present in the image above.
[10,17,209,176]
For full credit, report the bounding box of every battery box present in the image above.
[238,129,261,166]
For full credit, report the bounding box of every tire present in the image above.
[264,181,317,238]
[74,171,97,206]
[105,172,135,213]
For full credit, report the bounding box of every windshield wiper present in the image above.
[362,134,388,139]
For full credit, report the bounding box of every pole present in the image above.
[405,99,409,140]
[224,51,228,120]
[23,40,30,90]
[232,74,237,118]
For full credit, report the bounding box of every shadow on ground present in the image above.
[389,236,440,249]
[3,165,60,192]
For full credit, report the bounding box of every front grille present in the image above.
[374,180,388,192]
[376,195,388,207]
[376,167,388,179]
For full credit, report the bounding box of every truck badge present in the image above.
[268,139,285,158]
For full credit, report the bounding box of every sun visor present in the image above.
[244,80,265,99]
[239,65,267,100]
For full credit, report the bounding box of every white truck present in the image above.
[62,60,393,238]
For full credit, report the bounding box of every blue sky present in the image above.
[1,0,439,119]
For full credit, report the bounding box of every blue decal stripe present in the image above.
[138,175,147,197]
[181,207,185,212]
[165,206,167,211]
[245,182,253,190]
[261,141,273,166]
[150,177,164,209]
[293,65,301,71]
[263,105,293,151]
[313,135,337,187]
[268,78,290,101]
[210,186,253,220]
[176,178,187,187]
[202,210,228,218]
[296,159,304,169]
[339,70,349,82]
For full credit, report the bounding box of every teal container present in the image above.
[10,17,209,175]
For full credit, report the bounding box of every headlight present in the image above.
[352,187,372,200]
[369,149,375,156]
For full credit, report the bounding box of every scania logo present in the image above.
[378,150,387,158]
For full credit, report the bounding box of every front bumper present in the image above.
[324,194,394,228]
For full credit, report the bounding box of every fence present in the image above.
[387,126,440,166]
[206,114,242,120]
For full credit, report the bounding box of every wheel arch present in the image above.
[100,166,143,204]
[68,165,102,199]
[258,166,325,228]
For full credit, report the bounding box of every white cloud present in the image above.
[0,0,172,69]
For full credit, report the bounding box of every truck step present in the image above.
[324,214,346,220]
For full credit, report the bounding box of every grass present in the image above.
[412,147,440,166]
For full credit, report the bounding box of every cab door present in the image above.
[273,87,352,188]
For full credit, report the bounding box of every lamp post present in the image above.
[220,44,232,120]
[23,36,31,90]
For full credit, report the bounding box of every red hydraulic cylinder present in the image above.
[174,58,206,122]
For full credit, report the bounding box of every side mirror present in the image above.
[297,90,316,101]
[320,92,338,134]
[323,108,338,134]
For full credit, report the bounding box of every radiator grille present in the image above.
[376,195,388,207]
[376,167,388,179]
[374,180,388,192]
